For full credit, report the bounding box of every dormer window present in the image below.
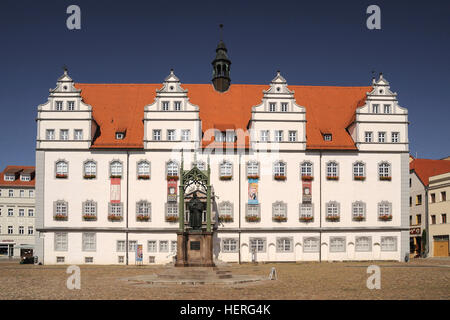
[215,131,226,142]
[323,134,332,141]
[20,175,31,181]
[226,130,236,143]
[115,132,125,140]
[4,174,15,182]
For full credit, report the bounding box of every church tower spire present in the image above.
[211,24,231,92]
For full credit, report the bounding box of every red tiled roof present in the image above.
[410,158,450,186]
[0,166,35,187]
[75,83,371,150]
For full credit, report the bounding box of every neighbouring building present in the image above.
[34,41,410,265]
[429,172,450,256]
[409,158,450,257]
[0,166,36,258]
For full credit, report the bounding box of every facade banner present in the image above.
[110,178,121,203]
[302,180,312,204]
[168,179,178,202]
[136,244,143,263]
[248,179,259,204]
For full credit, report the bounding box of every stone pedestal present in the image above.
[175,231,215,267]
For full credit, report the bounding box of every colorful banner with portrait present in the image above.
[167,179,178,202]
[110,178,121,203]
[136,244,143,262]
[248,179,259,204]
[302,180,312,204]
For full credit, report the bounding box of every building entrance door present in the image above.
[433,238,449,257]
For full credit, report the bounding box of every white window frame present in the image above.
[162,101,169,111]
[222,238,238,253]
[167,129,176,141]
[365,131,373,143]
[147,240,157,252]
[46,129,55,140]
[355,236,372,252]
[378,162,391,178]
[153,129,161,141]
[219,161,233,178]
[378,132,386,143]
[391,132,400,143]
[246,161,259,177]
[353,162,365,179]
[281,102,288,112]
[303,237,319,253]
[301,161,313,177]
[274,161,286,177]
[82,233,96,252]
[275,130,283,142]
[137,160,150,176]
[326,161,339,178]
[260,130,269,142]
[159,240,169,252]
[74,129,83,140]
[83,160,97,177]
[288,131,297,142]
[181,129,191,141]
[381,236,397,251]
[329,237,346,253]
[276,237,293,253]
[352,201,366,219]
[166,161,179,177]
[250,238,266,253]
[55,232,68,251]
[269,102,276,112]
[60,129,69,141]
[110,160,123,177]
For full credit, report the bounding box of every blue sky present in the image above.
[0,0,449,169]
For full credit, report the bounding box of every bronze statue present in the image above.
[188,193,204,230]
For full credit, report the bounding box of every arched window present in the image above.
[55,161,68,178]
[136,201,151,221]
[353,162,365,180]
[378,201,392,221]
[301,161,313,179]
[247,161,259,178]
[326,161,339,179]
[378,162,391,180]
[219,161,233,179]
[326,201,340,221]
[166,161,179,178]
[352,201,366,220]
[137,160,150,179]
[274,161,286,179]
[110,161,122,177]
[83,161,96,178]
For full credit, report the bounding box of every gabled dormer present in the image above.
[249,71,306,151]
[144,70,200,150]
[350,73,408,152]
[36,68,93,149]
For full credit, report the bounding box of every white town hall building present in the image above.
[34,41,410,264]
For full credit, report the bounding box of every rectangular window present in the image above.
[383,104,391,114]
[225,131,236,143]
[381,236,397,251]
[167,129,176,141]
[215,131,225,142]
[276,238,292,252]
[118,256,124,264]
[250,238,266,253]
[355,237,372,252]
[378,132,386,143]
[416,195,422,205]
[365,132,373,143]
[391,132,399,143]
[323,134,332,141]
[29,190,34,197]
[128,240,137,252]
[74,129,83,140]
[19,226,24,235]
[247,162,259,176]
[46,129,55,140]
[275,130,283,142]
[153,129,161,141]
[4,175,14,181]
[20,190,24,197]
[148,256,155,263]
[300,204,313,218]
[431,193,436,203]
[116,240,126,252]
[260,130,269,142]
[181,129,191,141]
[159,240,169,252]
[19,209,24,216]
[28,226,34,235]
[416,214,422,225]
[55,101,63,111]
[85,257,94,263]
[67,101,75,111]
[288,131,297,142]
[171,240,177,252]
[222,238,238,253]
[55,233,68,251]
[443,214,447,224]
[28,209,34,217]
[162,101,169,111]
[147,240,157,252]
[281,102,288,112]
[82,233,96,251]
[20,175,30,181]
[431,215,436,224]
[303,237,319,253]
[8,208,13,216]
[246,204,260,217]
[56,257,65,263]
[372,104,379,113]
[442,192,447,202]
[330,237,346,252]
[409,197,412,207]
[269,102,276,112]
[60,129,69,141]
[174,101,181,111]
[8,226,13,234]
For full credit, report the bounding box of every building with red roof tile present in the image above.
[33,41,410,265]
